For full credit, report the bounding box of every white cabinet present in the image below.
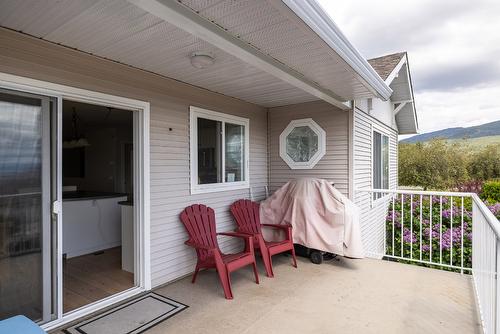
[62,196,127,258]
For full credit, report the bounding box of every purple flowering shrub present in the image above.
[486,202,500,219]
[452,180,483,194]
[385,195,474,272]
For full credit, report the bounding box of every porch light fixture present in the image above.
[279,118,326,169]
[190,51,215,69]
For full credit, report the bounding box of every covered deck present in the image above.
[145,256,480,334]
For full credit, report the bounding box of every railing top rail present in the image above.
[355,188,475,197]
[355,188,500,240]
[471,193,500,240]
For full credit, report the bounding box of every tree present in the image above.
[399,139,469,190]
[467,145,500,181]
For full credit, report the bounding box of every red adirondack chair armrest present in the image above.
[261,223,292,230]
[236,228,259,236]
[217,231,253,239]
[217,232,255,253]
[261,224,293,242]
[184,240,217,251]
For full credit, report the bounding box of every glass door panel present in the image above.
[0,89,56,323]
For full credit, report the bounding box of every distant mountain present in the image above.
[402,120,500,143]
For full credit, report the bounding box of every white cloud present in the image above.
[416,85,500,131]
[317,0,500,134]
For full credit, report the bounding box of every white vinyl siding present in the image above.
[268,100,349,196]
[0,29,268,287]
[353,107,398,258]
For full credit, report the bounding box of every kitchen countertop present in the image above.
[63,191,128,201]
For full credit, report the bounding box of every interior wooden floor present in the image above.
[63,247,134,313]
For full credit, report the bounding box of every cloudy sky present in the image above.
[317,0,500,135]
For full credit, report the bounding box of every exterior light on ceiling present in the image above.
[190,51,215,69]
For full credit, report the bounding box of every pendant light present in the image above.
[63,107,90,149]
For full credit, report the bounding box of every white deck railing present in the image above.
[472,193,500,334]
[356,189,500,334]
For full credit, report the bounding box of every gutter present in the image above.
[282,0,393,101]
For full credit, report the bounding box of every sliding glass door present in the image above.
[0,88,58,324]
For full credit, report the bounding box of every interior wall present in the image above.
[0,28,268,287]
[63,123,133,193]
[268,100,350,196]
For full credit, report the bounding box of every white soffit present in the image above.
[387,56,418,134]
[173,0,390,100]
[0,0,318,107]
[395,102,418,135]
[0,0,389,108]
[389,58,418,134]
[388,57,413,102]
[128,0,348,109]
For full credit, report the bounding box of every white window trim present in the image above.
[279,118,326,169]
[189,106,250,194]
[372,125,390,205]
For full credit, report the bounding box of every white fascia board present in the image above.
[283,0,393,101]
[128,0,349,110]
[411,102,419,133]
[405,57,419,131]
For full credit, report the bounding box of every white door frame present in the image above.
[0,72,151,331]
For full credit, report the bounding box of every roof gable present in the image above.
[367,51,419,135]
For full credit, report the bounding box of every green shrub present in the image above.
[481,180,500,203]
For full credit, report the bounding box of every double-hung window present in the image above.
[373,130,389,200]
[190,106,249,194]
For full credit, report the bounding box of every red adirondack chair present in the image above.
[180,204,259,299]
[230,199,297,278]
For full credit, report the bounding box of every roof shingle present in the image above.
[368,52,406,81]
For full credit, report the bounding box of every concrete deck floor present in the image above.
[145,255,482,334]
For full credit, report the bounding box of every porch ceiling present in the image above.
[0,0,387,108]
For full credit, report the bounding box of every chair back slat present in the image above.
[230,199,261,234]
[180,204,219,260]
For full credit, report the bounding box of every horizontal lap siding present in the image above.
[268,100,349,196]
[0,29,268,287]
[353,108,398,258]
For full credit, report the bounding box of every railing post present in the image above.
[496,241,500,334]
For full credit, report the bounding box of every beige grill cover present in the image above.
[259,178,364,258]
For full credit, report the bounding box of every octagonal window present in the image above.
[279,119,326,169]
[286,126,319,162]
